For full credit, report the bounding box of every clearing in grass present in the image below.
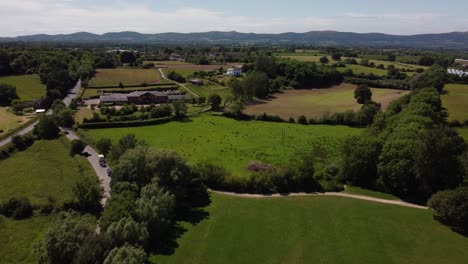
[88,68,169,87]
[0,137,96,205]
[442,83,468,122]
[83,115,363,177]
[150,192,468,264]
[244,83,410,119]
[0,74,46,101]
[0,215,55,264]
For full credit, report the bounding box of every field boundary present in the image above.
[210,189,428,209]
[0,114,41,142]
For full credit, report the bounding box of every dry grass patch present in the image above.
[0,107,33,136]
[244,84,410,119]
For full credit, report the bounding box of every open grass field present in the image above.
[88,68,169,87]
[244,84,410,119]
[0,215,55,263]
[0,74,46,101]
[162,68,197,78]
[84,115,362,176]
[187,83,231,100]
[0,137,96,205]
[151,192,468,264]
[0,107,34,136]
[442,84,468,121]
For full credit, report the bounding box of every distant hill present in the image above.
[1,31,468,48]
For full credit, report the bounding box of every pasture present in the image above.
[151,192,468,264]
[88,68,168,87]
[244,84,410,119]
[0,107,33,136]
[0,74,46,101]
[0,215,55,263]
[84,115,362,176]
[0,137,96,205]
[442,83,468,121]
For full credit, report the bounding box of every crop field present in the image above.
[442,84,468,121]
[0,137,95,205]
[0,107,34,136]
[0,74,46,101]
[244,84,410,119]
[88,68,169,87]
[151,192,468,264]
[0,215,56,263]
[84,115,362,176]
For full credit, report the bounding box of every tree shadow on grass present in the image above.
[433,215,468,238]
[151,191,212,256]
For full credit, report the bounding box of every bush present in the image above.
[2,197,33,219]
[449,120,462,127]
[95,138,112,156]
[288,117,295,123]
[150,105,172,119]
[297,115,308,125]
[70,139,87,156]
[11,134,35,151]
[428,187,468,231]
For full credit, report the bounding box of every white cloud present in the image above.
[0,0,335,36]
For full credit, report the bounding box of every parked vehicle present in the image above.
[107,168,112,176]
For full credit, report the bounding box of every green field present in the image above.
[244,84,410,119]
[442,84,468,121]
[88,68,169,87]
[0,137,96,205]
[0,215,55,263]
[187,83,231,100]
[151,192,468,264]
[84,115,362,176]
[0,74,46,101]
[163,68,197,78]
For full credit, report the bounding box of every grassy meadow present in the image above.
[0,74,46,101]
[0,215,55,263]
[457,128,468,141]
[0,137,95,205]
[84,115,363,176]
[442,84,468,121]
[151,192,468,264]
[88,68,169,87]
[0,107,34,136]
[244,84,410,119]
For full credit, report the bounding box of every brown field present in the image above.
[156,63,240,71]
[244,84,410,119]
[88,68,166,87]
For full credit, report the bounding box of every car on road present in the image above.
[107,168,112,176]
[99,160,107,168]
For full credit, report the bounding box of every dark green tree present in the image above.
[354,85,372,104]
[70,139,86,156]
[103,244,147,264]
[208,93,222,109]
[34,115,59,140]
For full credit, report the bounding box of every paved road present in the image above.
[63,129,111,206]
[158,68,199,98]
[211,190,428,210]
[0,80,81,148]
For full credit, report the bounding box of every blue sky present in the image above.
[0,0,467,36]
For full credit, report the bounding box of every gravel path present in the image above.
[158,68,199,98]
[211,190,428,210]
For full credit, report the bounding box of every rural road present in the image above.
[211,190,428,210]
[0,80,81,148]
[158,68,199,98]
[62,129,111,206]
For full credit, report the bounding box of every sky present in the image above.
[0,0,467,37]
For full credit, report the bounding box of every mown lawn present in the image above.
[457,128,468,141]
[244,84,410,119]
[0,74,46,101]
[88,68,169,87]
[442,83,468,122]
[151,192,468,264]
[0,137,96,205]
[0,215,55,263]
[84,115,362,177]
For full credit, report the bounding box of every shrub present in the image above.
[12,134,35,151]
[449,120,462,127]
[297,115,308,125]
[428,187,468,231]
[288,117,295,123]
[70,139,87,156]
[95,138,112,155]
[2,197,33,219]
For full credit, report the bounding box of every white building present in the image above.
[227,66,242,77]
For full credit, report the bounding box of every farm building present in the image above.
[99,91,189,105]
[227,66,243,77]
